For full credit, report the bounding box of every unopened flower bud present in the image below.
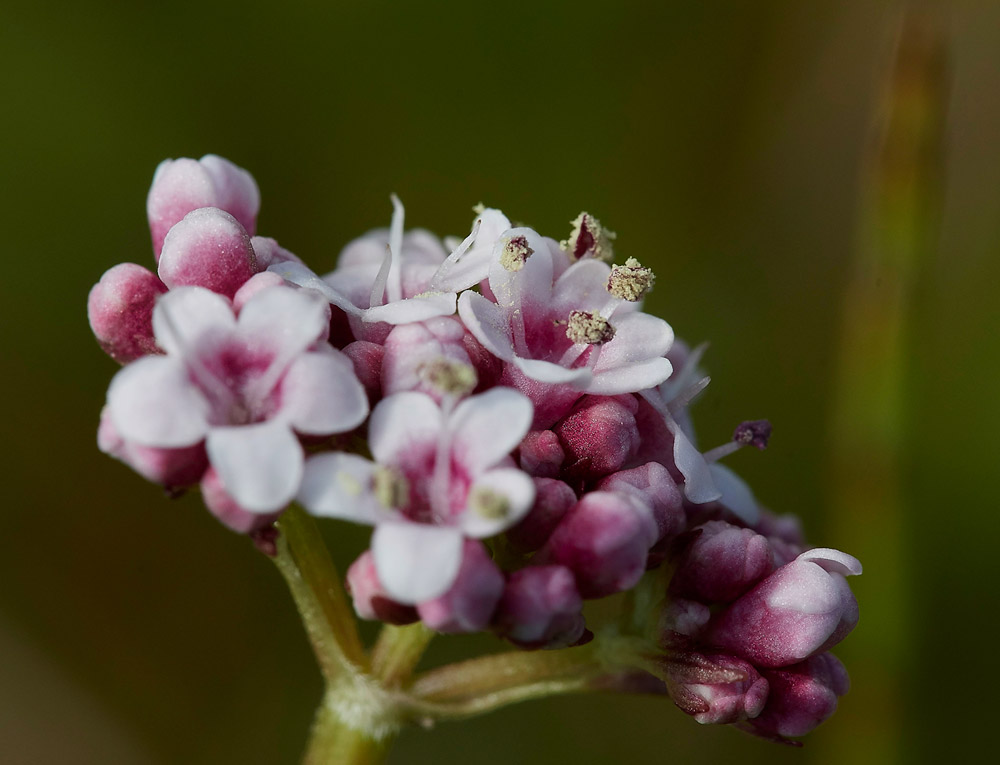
[342,340,385,404]
[597,462,684,544]
[518,430,566,478]
[541,491,657,598]
[607,257,655,302]
[417,540,504,633]
[506,477,577,552]
[88,263,167,364]
[554,395,640,483]
[664,652,769,725]
[560,212,616,262]
[670,521,774,604]
[158,208,259,299]
[742,653,849,739]
[98,406,207,488]
[706,549,861,667]
[346,551,420,625]
[493,565,586,649]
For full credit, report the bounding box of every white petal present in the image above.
[461,468,536,538]
[268,261,362,316]
[488,227,554,314]
[206,420,303,513]
[457,291,515,361]
[660,407,721,504]
[431,208,511,292]
[551,259,614,315]
[586,357,673,395]
[298,452,383,524]
[709,463,760,525]
[449,389,534,472]
[152,286,235,356]
[237,285,328,354]
[798,548,863,577]
[372,523,464,603]
[592,313,674,374]
[362,292,457,324]
[659,342,708,405]
[108,355,211,447]
[513,355,592,386]
[279,350,369,435]
[368,392,444,465]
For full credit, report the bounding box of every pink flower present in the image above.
[297,389,536,603]
[88,263,167,364]
[104,285,368,513]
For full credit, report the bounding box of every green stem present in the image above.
[371,622,435,687]
[272,505,367,681]
[304,689,395,765]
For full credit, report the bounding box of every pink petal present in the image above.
[279,350,369,435]
[457,291,515,362]
[450,388,534,472]
[151,286,235,356]
[298,453,383,524]
[461,468,536,539]
[368,392,444,465]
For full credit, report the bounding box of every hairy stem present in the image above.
[371,622,435,687]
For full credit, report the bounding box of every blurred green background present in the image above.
[2,1,997,762]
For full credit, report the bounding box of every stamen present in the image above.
[373,466,409,509]
[469,486,510,520]
[565,310,616,345]
[500,235,534,272]
[560,212,616,262]
[733,420,772,450]
[607,257,656,301]
[417,358,478,397]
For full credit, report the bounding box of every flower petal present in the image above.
[362,292,458,324]
[488,227,554,315]
[152,286,236,356]
[709,463,760,525]
[461,468,536,538]
[368,392,444,465]
[108,355,211,447]
[513,356,592,386]
[279,350,369,435]
[372,523,464,603]
[457,291,515,362]
[206,420,303,513]
[237,285,329,355]
[268,260,363,316]
[449,388,534,472]
[298,452,384,524]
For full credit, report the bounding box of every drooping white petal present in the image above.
[586,357,673,395]
[108,355,211,447]
[513,356,592,386]
[798,548,863,577]
[362,292,458,324]
[152,286,236,356]
[461,468,536,538]
[657,404,721,504]
[279,350,369,435]
[457,291,516,362]
[237,285,329,354]
[368,392,444,465]
[267,261,362,316]
[206,420,303,513]
[298,452,383,524]
[708,463,760,525]
[449,388,534,472]
[372,523,464,603]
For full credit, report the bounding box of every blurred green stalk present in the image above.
[822,6,946,764]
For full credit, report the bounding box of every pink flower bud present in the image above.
[706,549,861,667]
[554,394,640,483]
[158,208,258,298]
[541,491,657,598]
[506,478,577,553]
[741,653,848,739]
[201,466,281,533]
[87,263,167,363]
[345,551,419,625]
[147,155,260,259]
[417,540,504,633]
[518,430,565,478]
[493,565,586,649]
[664,653,769,725]
[98,406,207,488]
[670,521,774,604]
[597,462,684,544]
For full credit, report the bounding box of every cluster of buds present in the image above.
[89,155,861,743]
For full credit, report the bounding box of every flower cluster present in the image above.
[89,155,861,742]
